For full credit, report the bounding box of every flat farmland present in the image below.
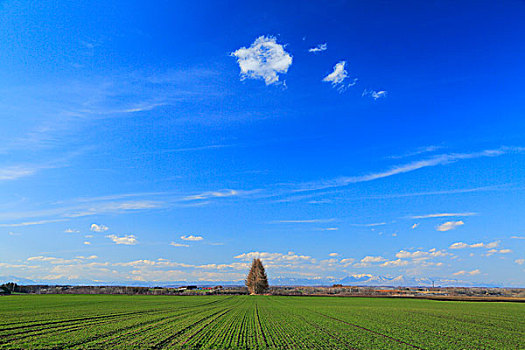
[0,295,523,349]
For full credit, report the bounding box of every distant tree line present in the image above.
[0,283,248,295]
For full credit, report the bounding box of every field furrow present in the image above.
[0,294,523,349]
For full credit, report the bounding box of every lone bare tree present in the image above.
[245,258,269,295]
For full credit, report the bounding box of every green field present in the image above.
[0,295,523,349]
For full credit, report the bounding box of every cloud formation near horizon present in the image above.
[449,241,499,249]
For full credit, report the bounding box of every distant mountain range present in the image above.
[270,274,505,287]
[0,274,509,288]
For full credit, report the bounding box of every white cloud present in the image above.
[183,189,242,201]
[499,249,512,254]
[353,255,386,268]
[511,236,525,239]
[381,259,409,267]
[180,235,203,241]
[75,255,98,260]
[411,223,419,229]
[449,242,469,249]
[395,249,448,260]
[328,252,339,257]
[515,259,525,265]
[436,221,464,232]
[323,61,357,91]
[362,89,387,100]
[453,269,480,276]
[449,241,499,249]
[234,251,312,264]
[361,256,386,263]
[485,241,500,249]
[106,234,137,245]
[83,241,91,245]
[308,43,327,53]
[231,36,292,85]
[339,258,354,267]
[410,212,476,219]
[170,242,189,247]
[350,222,386,227]
[90,223,108,232]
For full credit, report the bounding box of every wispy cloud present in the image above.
[359,184,516,200]
[362,89,387,100]
[0,166,38,181]
[388,146,443,159]
[350,222,386,227]
[436,221,464,232]
[0,219,67,227]
[183,189,246,201]
[0,161,67,181]
[308,43,327,53]
[410,212,477,219]
[231,36,292,85]
[293,147,522,193]
[170,242,189,247]
[106,234,138,245]
[271,219,335,224]
[453,269,480,276]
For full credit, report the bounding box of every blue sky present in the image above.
[0,0,524,286]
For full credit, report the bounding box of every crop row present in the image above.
[0,294,523,349]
